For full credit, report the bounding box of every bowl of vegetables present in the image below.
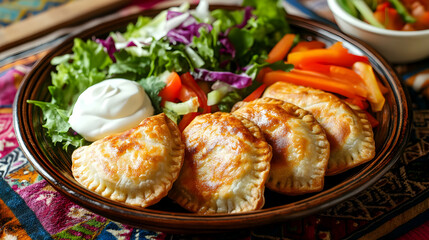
[327,0,429,63]
[14,0,411,233]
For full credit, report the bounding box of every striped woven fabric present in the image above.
[0,0,72,26]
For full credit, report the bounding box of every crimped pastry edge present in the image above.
[72,113,185,208]
[169,112,272,214]
[233,97,330,195]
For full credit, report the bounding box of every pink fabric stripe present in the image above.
[0,69,23,106]
[398,220,429,240]
[17,181,101,235]
[0,113,19,159]
[128,0,166,10]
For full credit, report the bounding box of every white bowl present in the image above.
[327,0,429,63]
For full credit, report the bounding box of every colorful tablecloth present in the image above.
[1,1,429,239]
[0,0,73,26]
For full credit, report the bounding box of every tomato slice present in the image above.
[180,72,211,113]
[179,112,200,132]
[158,72,182,102]
[243,84,267,102]
[178,84,198,102]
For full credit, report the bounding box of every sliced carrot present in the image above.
[353,62,385,112]
[298,63,366,86]
[296,62,331,74]
[328,41,349,53]
[299,69,367,97]
[287,42,369,67]
[291,40,326,53]
[262,70,363,99]
[258,34,296,82]
[329,65,367,85]
[296,64,369,98]
[266,34,296,63]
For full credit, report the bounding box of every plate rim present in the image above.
[13,5,412,233]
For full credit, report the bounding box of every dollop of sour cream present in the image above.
[68,78,154,142]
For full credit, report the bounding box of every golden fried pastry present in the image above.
[169,112,272,214]
[232,98,330,195]
[263,82,375,175]
[72,113,185,208]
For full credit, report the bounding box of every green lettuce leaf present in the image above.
[123,16,153,39]
[27,38,112,149]
[109,40,194,79]
[27,100,88,150]
[241,0,290,55]
[211,9,244,32]
[138,75,166,114]
[246,60,294,79]
[190,27,220,69]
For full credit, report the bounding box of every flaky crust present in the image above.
[233,97,330,195]
[72,113,185,208]
[169,112,272,214]
[263,82,375,175]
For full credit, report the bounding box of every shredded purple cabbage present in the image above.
[167,29,192,44]
[219,37,235,58]
[236,6,254,28]
[95,36,117,63]
[167,11,184,20]
[192,68,252,89]
[126,41,137,47]
[216,7,254,58]
[166,13,212,45]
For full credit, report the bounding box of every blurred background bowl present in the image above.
[327,0,429,64]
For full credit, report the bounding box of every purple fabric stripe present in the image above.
[67,229,92,239]
[17,180,99,235]
[81,223,100,232]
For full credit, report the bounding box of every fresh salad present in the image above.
[338,0,429,30]
[28,0,385,150]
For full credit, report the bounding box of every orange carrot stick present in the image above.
[287,42,369,67]
[262,70,365,99]
[291,40,326,53]
[266,34,296,63]
[353,62,385,112]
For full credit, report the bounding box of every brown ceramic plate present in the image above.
[14,5,411,233]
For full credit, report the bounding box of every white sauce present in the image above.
[68,78,154,142]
